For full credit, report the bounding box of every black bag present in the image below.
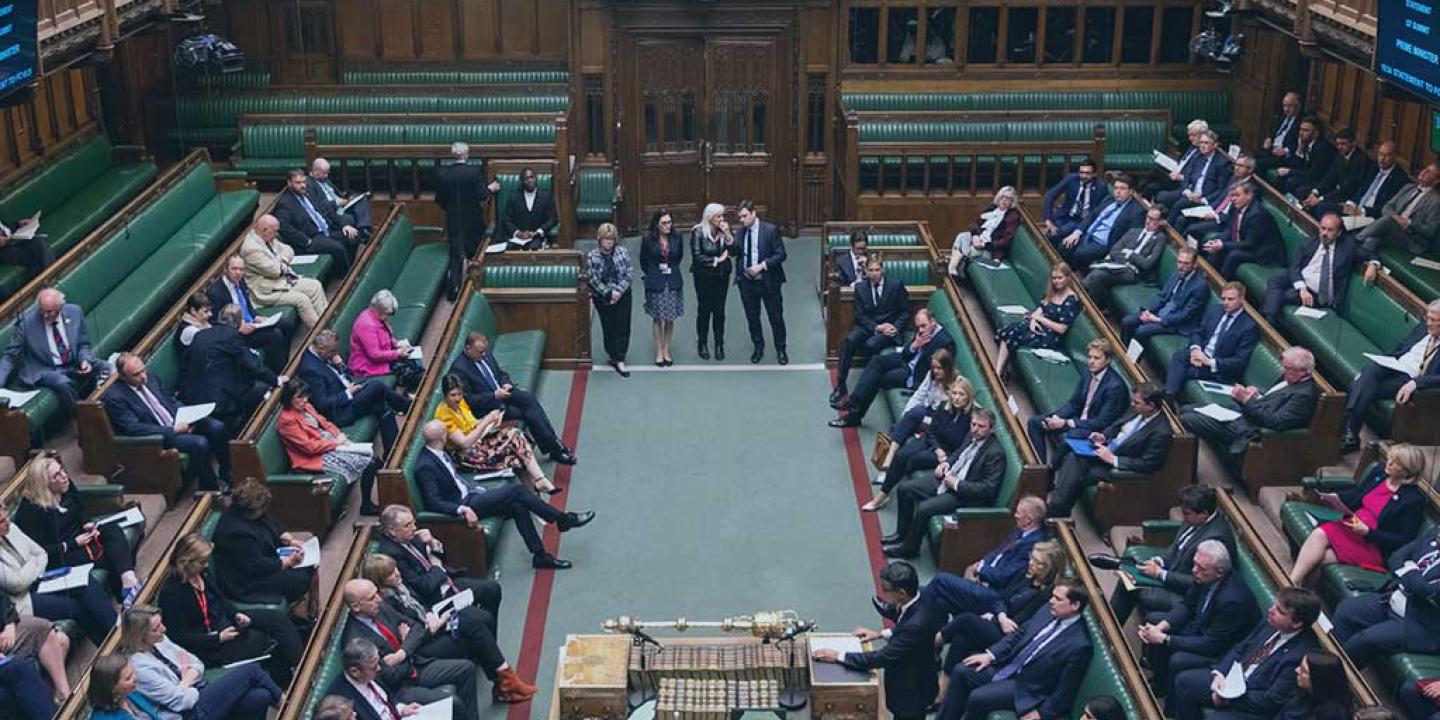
[390,358,425,392]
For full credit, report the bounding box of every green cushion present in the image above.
[339,68,568,85]
[576,168,616,223]
[1379,248,1440,301]
[826,233,920,247]
[482,264,577,289]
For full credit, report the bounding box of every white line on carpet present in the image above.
[593,363,827,373]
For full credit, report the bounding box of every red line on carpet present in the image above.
[832,369,890,601]
[508,370,589,720]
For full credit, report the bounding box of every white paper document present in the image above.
[1364,352,1414,375]
[1152,150,1180,173]
[1196,380,1232,395]
[340,192,370,212]
[996,305,1029,315]
[407,346,423,361]
[1181,205,1214,219]
[224,654,271,669]
[1412,256,1440,271]
[810,636,863,656]
[175,403,216,426]
[337,442,374,455]
[973,261,1010,271]
[96,507,145,529]
[1088,261,1129,272]
[290,254,319,265]
[1194,404,1241,422]
[1316,612,1334,634]
[1228,144,1241,160]
[1006,395,1020,415]
[38,563,94,594]
[252,314,282,328]
[1292,306,1328,319]
[484,242,509,254]
[409,697,453,720]
[1217,662,1248,699]
[1126,338,1144,362]
[432,589,475,616]
[0,388,40,407]
[10,213,41,241]
[294,537,321,569]
[1343,216,1377,231]
[1185,235,1200,249]
[1025,348,1071,364]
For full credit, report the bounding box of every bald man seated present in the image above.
[239,215,330,327]
[0,287,108,412]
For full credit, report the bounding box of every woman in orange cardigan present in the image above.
[276,379,377,509]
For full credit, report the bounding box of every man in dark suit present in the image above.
[1344,141,1409,221]
[499,167,558,250]
[885,408,1006,559]
[1275,117,1336,196]
[375,504,502,613]
[834,229,869,288]
[1170,587,1322,720]
[274,168,358,276]
[435,142,500,301]
[1158,130,1231,221]
[1025,339,1128,464]
[1201,183,1283,279]
[1102,485,1236,621]
[1164,282,1259,398]
[1120,247,1207,343]
[830,308,953,428]
[298,329,409,454]
[310,157,373,233]
[734,200,788,364]
[0,214,55,292]
[1081,206,1170,299]
[413,420,593,570]
[1042,159,1109,242]
[104,353,231,491]
[831,255,909,407]
[1254,92,1304,175]
[1173,154,1259,237]
[327,638,431,720]
[898,496,1049,619]
[1331,523,1440,669]
[1260,212,1357,323]
[1180,345,1319,475]
[1045,382,1173,518]
[449,331,574,464]
[938,581,1093,720]
[181,304,284,432]
[1138,540,1258,692]
[340,581,479,720]
[1300,129,1371,218]
[1339,300,1440,452]
[1056,175,1145,270]
[208,254,293,374]
[0,287,107,413]
[812,562,942,720]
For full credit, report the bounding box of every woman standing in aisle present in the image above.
[640,209,684,366]
[587,222,633,377]
[690,202,734,361]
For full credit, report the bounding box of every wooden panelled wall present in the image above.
[1307,57,1436,169]
[0,68,97,187]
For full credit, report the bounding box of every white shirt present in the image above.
[1296,241,1334,293]
[1191,153,1215,194]
[1395,333,1438,378]
[345,675,398,719]
[44,318,68,366]
[1243,631,1299,678]
[879,595,922,640]
[987,615,1081,663]
[524,189,537,212]
[1360,167,1393,209]
[1121,230,1155,260]
[428,447,471,512]
[941,438,986,494]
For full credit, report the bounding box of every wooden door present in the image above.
[703,37,789,224]
[630,37,707,225]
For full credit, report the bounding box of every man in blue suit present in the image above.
[1042,159,1109,242]
[734,200,788,364]
[1260,212,1357,323]
[1025,339,1127,464]
[938,581,1093,720]
[1138,540,1258,694]
[104,353,231,491]
[1158,130,1231,223]
[1331,523,1440,669]
[449,331,575,464]
[834,229,869,288]
[1170,587,1321,720]
[1201,183,1283,279]
[1339,300,1440,452]
[831,255,909,407]
[1163,282,1259,398]
[830,308,952,428]
[1055,175,1145,270]
[813,562,942,720]
[413,420,592,570]
[298,329,410,454]
[1120,247,1207,343]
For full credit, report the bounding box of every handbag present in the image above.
[870,433,892,471]
[390,357,424,392]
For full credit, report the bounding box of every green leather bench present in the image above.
[1,162,258,446]
[193,66,271,89]
[0,134,158,295]
[482,264,578,288]
[576,167,617,224]
[233,121,557,178]
[826,232,922,248]
[244,217,446,532]
[396,293,546,568]
[1126,517,1276,607]
[1378,248,1440,301]
[857,117,1168,173]
[339,68,568,85]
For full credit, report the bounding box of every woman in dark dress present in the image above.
[1279,652,1352,720]
[994,261,1081,380]
[157,533,303,686]
[172,293,211,381]
[586,222,634,376]
[689,202,735,361]
[211,478,315,615]
[639,208,685,366]
[862,375,974,512]
[14,456,141,606]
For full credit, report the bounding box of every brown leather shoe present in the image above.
[494,667,538,703]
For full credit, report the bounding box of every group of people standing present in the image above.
[586,201,789,374]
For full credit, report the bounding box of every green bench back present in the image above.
[1008,227,1054,302]
[1345,281,1421,354]
[482,263,578,289]
[842,90,1231,122]
[241,122,557,160]
[1074,609,1143,719]
[0,135,116,219]
[575,168,616,222]
[332,216,417,352]
[825,233,920,247]
[339,69,568,85]
[176,94,567,131]
[493,172,554,221]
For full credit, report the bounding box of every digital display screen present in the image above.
[0,1,37,99]
[1376,0,1440,106]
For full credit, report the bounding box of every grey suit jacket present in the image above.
[129,638,206,720]
[1232,378,1318,452]
[1100,227,1167,281]
[1364,184,1440,252]
[0,303,105,387]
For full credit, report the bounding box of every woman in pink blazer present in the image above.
[348,289,413,378]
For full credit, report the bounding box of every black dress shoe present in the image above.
[611,362,631,378]
[750,349,764,364]
[445,285,460,302]
[777,348,788,365]
[558,510,596,531]
[1087,553,1124,571]
[871,595,900,621]
[550,448,578,465]
[715,343,725,361]
[829,388,847,407]
[698,342,710,360]
[1339,431,1360,454]
[828,416,860,428]
[532,554,573,570]
[881,532,903,545]
[360,502,381,517]
[882,544,917,559]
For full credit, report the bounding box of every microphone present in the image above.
[630,627,663,649]
[777,620,816,643]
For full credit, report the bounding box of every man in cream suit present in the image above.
[239,215,329,327]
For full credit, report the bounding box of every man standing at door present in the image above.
[734,200,788,364]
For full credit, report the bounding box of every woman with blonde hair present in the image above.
[435,374,559,496]
[863,375,975,512]
[587,222,634,376]
[0,509,72,703]
[948,186,1021,278]
[14,455,141,605]
[1289,443,1428,584]
[640,207,685,365]
[121,604,282,720]
[994,261,1080,380]
[690,202,735,361]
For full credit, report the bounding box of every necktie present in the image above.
[1199,583,1218,616]
[1230,207,1245,243]
[941,440,983,494]
[1073,183,1089,218]
[1244,632,1281,668]
[476,359,499,389]
[747,229,757,267]
[232,282,255,323]
[1081,374,1100,419]
[1401,188,1431,219]
[1132,231,1153,258]
[1175,525,1197,554]
[50,321,69,365]
[987,532,1022,568]
[1193,155,1213,193]
[369,682,402,720]
[317,180,337,203]
[298,193,329,234]
[1299,141,1310,161]
[1206,313,1234,357]
[993,621,1062,681]
[873,283,882,307]
[1422,337,1438,375]
[1113,415,1144,447]
[1275,117,1293,146]
[139,385,174,426]
[1360,169,1388,208]
[405,542,459,594]
[1318,245,1333,306]
[1418,548,1440,573]
[373,619,402,651]
[1089,203,1120,244]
